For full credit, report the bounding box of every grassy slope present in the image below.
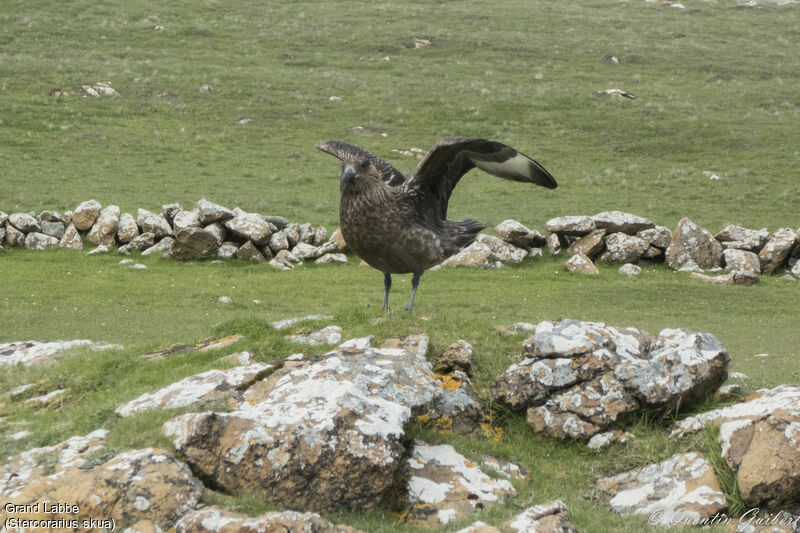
[1,0,799,531]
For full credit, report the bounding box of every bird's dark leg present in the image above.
[383,272,392,311]
[405,273,421,313]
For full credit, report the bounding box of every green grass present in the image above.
[1,0,800,531]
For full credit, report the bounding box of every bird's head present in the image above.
[340,157,380,191]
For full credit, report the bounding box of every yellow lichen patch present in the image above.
[742,393,764,402]
[464,461,476,468]
[480,422,504,443]
[416,413,431,424]
[434,416,453,433]
[434,373,462,392]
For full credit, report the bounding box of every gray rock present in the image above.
[494,219,546,248]
[142,236,175,257]
[314,253,347,264]
[163,335,441,513]
[691,271,760,286]
[402,440,515,527]
[723,248,760,275]
[196,198,235,225]
[715,224,769,252]
[491,320,728,439]
[598,233,648,263]
[758,227,797,275]
[297,222,315,244]
[161,203,182,224]
[58,223,83,250]
[86,205,119,246]
[268,230,290,253]
[546,233,564,255]
[172,210,201,232]
[312,226,328,246]
[618,264,642,276]
[87,244,109,255]
[72,200,102,230]
[39,210,63,223]
[137,208,173,238]
[24,232,59,250]
[236,240,266,263]
[40,220,65,240]
[476,234,528,263]
[262,215,289,229]
[291,242,322,260]
[5,224,25,246]
[171,227,219,260]
[0,211,7,226]
[117,213,139,243]
[637,225,672,250]
[665,217,723,270]
[592,211,654,235]
[565,252,599,274]
[501,501,578,533]
[203,222,226,246]
[217,241,239,259]
[119,232,156,254]
[9,213,41,234]
[596,452,727,525]
[435,340,475,376]
[283,223,301,247]
[545,215,596,236]
[440,241,497,269]
[224,212,275,247]
[568,229,606,258]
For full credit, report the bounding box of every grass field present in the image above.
[2,0,799,531]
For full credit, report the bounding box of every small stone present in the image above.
[287,325,342,346]
[40,220,65,240]
[759,228,797,275]
[565,252,599,275]
[637,225,672,250]
[86,205,120,246]
[217,241,239,259]
[435,340,474,375]
[218,296,232,304]
[137,209,173,238]
[618,263,642,276]
[715,224,769,253]
[119,232,156,255]
[690,271,759,286]
[315,253,347,264]
[476,234,528,263]
[224,212,275,246]
[494,219,546,248]
[142,237,175,257]
[5,224,25,246]
[723,248,761,275]
[200,84,212,93]
[172,210,201,232]
[568,229,606,258]
[87,244,109,255]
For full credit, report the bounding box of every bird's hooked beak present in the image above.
[341,166,356,183]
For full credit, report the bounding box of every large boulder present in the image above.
[0,339,94,366]
[163,335,443,512]
[58,223,83,250]
[171,227,219,260]
[0,431,202,531]
[723,248,761,275]
[565,252,599,275]
[117,213,140,243]
[24,232,59,251]
[568,229,606,259]
[665,217,723,270]
[440,242,498,269]
[672,385,800,508]
[637,225,672,250]
[758,227,797,275]
[491,319,729,439]
[596,452,727,525]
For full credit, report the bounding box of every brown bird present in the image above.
[316,137,557,312]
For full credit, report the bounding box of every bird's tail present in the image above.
[447,218,486,249]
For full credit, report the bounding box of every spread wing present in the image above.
[315,140,407,186]
[408,137,557,217]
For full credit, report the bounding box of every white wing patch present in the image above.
[472,153,533,180]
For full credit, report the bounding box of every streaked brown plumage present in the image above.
[316,137,557,312]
